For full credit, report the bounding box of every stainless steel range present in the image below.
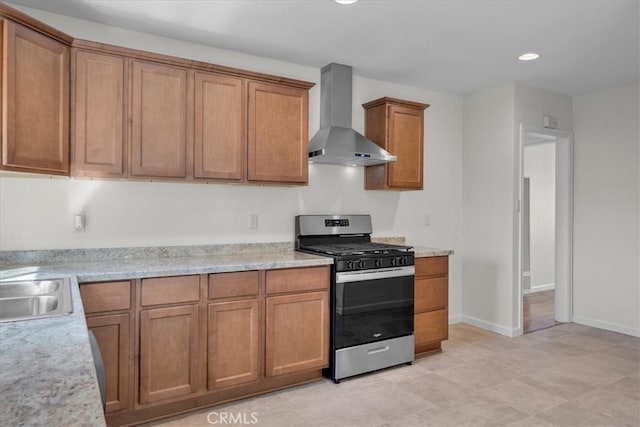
[295,214,415,383]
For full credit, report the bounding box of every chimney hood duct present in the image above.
[308,63,397,166]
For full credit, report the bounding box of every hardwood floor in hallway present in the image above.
[523,289,560,334]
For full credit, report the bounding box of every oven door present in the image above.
[334,266,414,349]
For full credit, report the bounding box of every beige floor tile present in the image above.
[504,415,556,426]
[442,342,501,362]
[481,378,567,415]
[576,327,638,346]
[146,323,640,427]
[549,355,628,387]
[356,382,436,422]
[603,376,640,401]
[519,366,595,399]
[436,359,520,390]
[537,401,628,426]
[579,351,640,376]
[552,323,596,334]
[572,388,640,425]
[373,361,430,384]
[412,352,467,373]
[298,393,387,427]
[607,344,640,363]
[385,407,461,427]
[402,372,479,409]
[444,394,530,425]
[554,332,612,351]
[479,347,562,376]
[448,323,500,343]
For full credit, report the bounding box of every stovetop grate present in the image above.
[300,242,413,256]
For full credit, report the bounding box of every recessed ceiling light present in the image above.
[335,0,359,4]
[519,52,541,61]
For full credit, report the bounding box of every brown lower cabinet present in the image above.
[86,313,131,413]
[414,256,450,355]
[208,298,260,389]
[80,265,329,426]
[139,304,200,404]
[80,281,133,414]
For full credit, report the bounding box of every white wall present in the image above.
[523,143,556,289]
[0,6,464,319]
[461,84,516,334]
[572,84,640,336]
[462,84,573,336]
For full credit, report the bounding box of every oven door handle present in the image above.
[336,266,415,283]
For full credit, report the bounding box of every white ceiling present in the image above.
[8,0,639,96]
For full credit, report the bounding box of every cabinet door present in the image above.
[415,309,448,347]
[2,20,69,174]
[265,291,328,377]
[86,313,130,413]
[247,81,308,183]
[139,304,199,404]
[73,50,125,177]
[130,60,188,178]
[414,277,448,313]
[208,299,260,389]
[387,104,423,189]
[194,72,244,180]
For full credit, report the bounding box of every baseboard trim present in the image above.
[572,315,640,338]
[458,315,519,337]
[523,283,555,294]
[449,314,463,324]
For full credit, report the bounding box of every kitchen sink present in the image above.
[0,279,73,322]
[0,280,61,298]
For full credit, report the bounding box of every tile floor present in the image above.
[147,323,639,427]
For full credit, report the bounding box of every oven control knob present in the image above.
[374,259,382,268]
[346,260,353,270]
[399,256,407,266]
[390,257,397,267]
[357,260,366,269]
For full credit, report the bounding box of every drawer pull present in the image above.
[367,346,390,355]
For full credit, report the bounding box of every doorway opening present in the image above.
[517,125,573,335]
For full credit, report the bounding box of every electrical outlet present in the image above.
[249,214,258,230]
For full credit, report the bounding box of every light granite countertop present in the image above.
[0,240,451,426]
[0,272,106,427]
[413,246,455,258]
[0,245,332,427]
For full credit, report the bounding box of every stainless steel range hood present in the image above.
[308,63,397,166]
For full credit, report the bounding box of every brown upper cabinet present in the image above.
[1,20,70,175]
[72,44,313,185]
[73,50,126,178]
[247,81,309,184]
[130,60,190,179]
[1,4,314,184]
[194,71,244,181]
[363,97,429,190]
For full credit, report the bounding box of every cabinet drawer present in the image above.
[415,277,448,313]
[415,256,448,278]
[209,271,259,299]
[141,276,200,306]
[266,266,329,295]
[415,309,448,345]
[80,281,131,314]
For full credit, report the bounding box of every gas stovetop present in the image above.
[295,215,415,272]
[299,242,413,257]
